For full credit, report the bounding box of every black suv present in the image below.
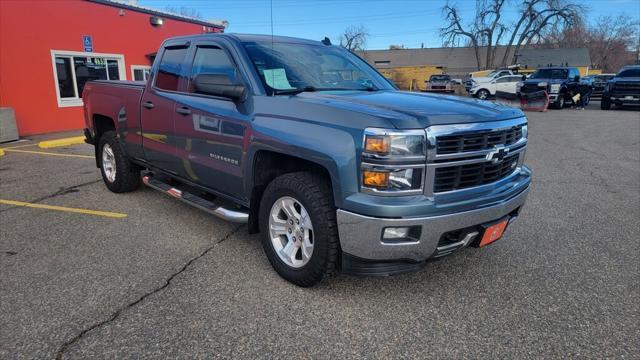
[601,66,640,110]
[518,67,581,109]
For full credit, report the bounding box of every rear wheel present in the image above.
[98,131,140,193]
[259,172,339,287]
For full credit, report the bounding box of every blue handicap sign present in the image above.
[83,35,93,52]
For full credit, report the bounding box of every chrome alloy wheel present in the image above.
[268,196,314,268]
[102,143,117,183]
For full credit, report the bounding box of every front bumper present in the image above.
[336,184,530,266]
[608,94,640,103]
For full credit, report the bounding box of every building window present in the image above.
[50,50,125,107]
[131,65,151,81]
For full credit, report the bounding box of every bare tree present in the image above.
[440,0,582,70]
[539,15,639,72]
[164,6,203,20]
[340,25,369,52]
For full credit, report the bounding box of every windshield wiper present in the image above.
[273,85,378,95]
[273,86,318,95]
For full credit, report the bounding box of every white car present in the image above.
[469,75,523,100]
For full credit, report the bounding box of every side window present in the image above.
[155,46,189,91]
[189,46,237,93]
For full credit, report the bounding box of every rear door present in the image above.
[140,43,190,173]
[172,40,251,201]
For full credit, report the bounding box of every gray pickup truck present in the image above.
[83,34,532,286]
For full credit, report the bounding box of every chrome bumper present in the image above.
[336,185,530,262]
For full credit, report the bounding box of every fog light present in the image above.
[382,226,421,243]
[383,227,410,239]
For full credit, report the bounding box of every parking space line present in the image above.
[0,142,38,149]
[0,199,127,218]
[38,136,86,149]
[1,148,94,159]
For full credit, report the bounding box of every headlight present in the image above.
[362,128,426,195]
[363,130,425,157]
[550,84,561,93]
[521,124,528,139]
[362,166,423,192]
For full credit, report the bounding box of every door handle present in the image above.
[176,107,191,116]
[143,101,154,109]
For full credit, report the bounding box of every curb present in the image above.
[38,136,86,149]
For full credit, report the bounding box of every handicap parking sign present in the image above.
[83,35,93,52]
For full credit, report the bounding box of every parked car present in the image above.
[591,74,615,98]
[425,74,455,93]
[469,75,523,100]
[601,66,640,110]
[83,34,532,286]
[466,69,515,92]
[518,67,581,109]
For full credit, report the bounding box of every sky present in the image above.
[138,0,640,50]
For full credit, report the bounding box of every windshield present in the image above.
[486,70,499,77]
[617,68,640,78]
[242,41,393,94]
[530,69,568,80]
[430,75,450,81]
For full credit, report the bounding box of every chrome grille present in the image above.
[436,125,523,154]
[425,118,528,196]
[434,154,519,192]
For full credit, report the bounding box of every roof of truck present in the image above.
[166,33,326,46]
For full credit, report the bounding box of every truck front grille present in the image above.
[425,118,527,196]
[520,83,545,93]
[433,155,518,192]
[436,125,523,154]
[612,82,640,94]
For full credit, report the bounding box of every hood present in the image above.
[611,77,640,83]
[294,90,524,129]
[524,78,565,85]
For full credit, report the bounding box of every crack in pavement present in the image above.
[54,225,243,360]
[0,179,102,213]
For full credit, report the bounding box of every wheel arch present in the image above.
[247,150,338,234]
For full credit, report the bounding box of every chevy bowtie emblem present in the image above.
[486,145,509,164]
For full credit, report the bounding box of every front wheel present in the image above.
[98,131,140,193]
[477,89,490,100]
[601,98,611,110]
[554,94,565,109]
[259,172,340,287]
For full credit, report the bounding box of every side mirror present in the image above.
[521,75,526,81]
[193,73,246,101]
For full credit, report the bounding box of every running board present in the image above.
[142,174,248,223]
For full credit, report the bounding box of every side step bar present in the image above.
[142,174,248,223]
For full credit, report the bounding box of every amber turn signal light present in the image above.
[364,135,389,154]
[363,171,389,188]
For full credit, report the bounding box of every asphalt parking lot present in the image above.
[1,102,639,359]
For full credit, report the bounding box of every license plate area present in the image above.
[478,217,510,247]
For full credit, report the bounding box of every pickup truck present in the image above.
[601,66,640,110]
[83,34,532,287]
[518,67,582,109]
[425,74,455,93]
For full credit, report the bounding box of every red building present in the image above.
[0,0,225,136]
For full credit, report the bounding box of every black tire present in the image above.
[601,98,611,110]
[98,131,140,193]
[553,94,565,109]
[259,172,339,287]
[477,89,490,100]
